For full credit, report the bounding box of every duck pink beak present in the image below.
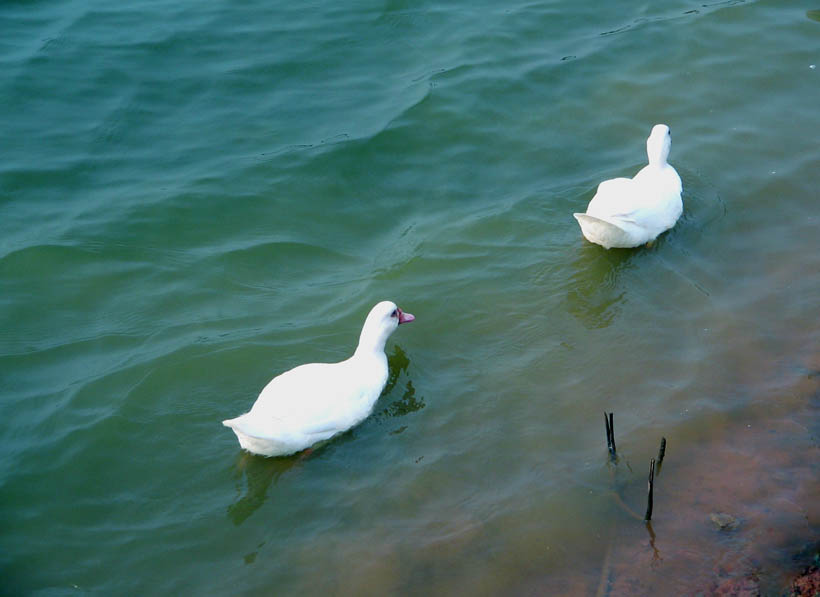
[397,308,415,324]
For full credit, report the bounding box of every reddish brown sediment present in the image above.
[595,355,820,596]
[790,566,820,596]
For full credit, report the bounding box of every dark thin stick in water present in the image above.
[656,436,667,475]
[644,458,656,522]
[604,412,612,452]
[608,412,616,457]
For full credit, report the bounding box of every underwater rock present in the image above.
[710,512,741,531]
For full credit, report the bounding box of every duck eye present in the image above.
[391,309,398,317]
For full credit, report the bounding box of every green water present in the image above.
[1,0,818,594]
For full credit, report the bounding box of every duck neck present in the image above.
[646,138,670,168]
[353,328,388,360]
[647,154,667,168]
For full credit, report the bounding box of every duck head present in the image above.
[646,124,672,167]
[356,300,415,356]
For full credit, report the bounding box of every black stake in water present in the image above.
[609,413,616,456]
[656,437,667,476]
[644,458,656,522]
[604,412,617,460]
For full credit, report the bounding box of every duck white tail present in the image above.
[222,415,248,433]
[573,213,641,249]
[223,416,293,457]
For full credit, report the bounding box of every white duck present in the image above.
[223,301,415,457]
[574,124,683,249]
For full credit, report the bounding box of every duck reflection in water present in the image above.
[566,242,637,330]
[227,344,422,526]
[227,451,302,526]
[378,345,425,420]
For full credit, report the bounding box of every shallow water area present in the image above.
[1,0,819,594]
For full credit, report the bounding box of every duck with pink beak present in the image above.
[223,301,415,456]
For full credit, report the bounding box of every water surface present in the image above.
[1,0,818,594]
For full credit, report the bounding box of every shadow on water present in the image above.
[226,344,420,526]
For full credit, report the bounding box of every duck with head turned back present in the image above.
[223,301,415,457]
[574,124,683,249]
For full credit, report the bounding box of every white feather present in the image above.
[574,124,683,249]
[223,301,414,457]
